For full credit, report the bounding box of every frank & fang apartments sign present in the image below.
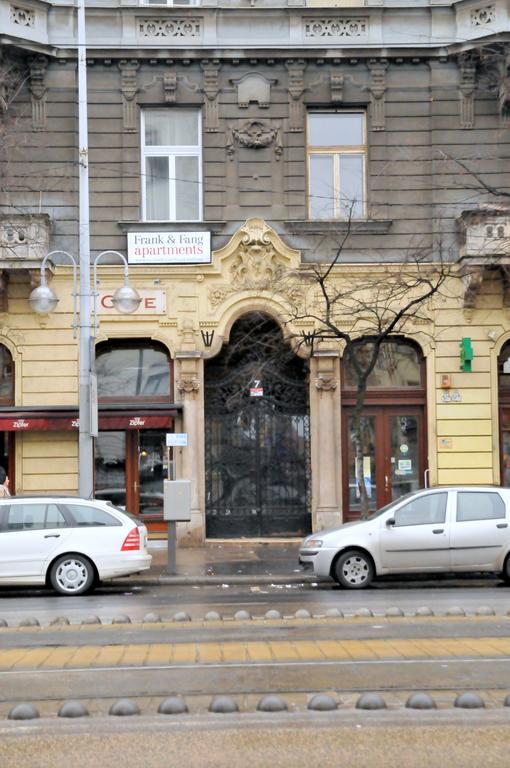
[128,231,211,265]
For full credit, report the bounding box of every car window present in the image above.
[456,492,506,522]
[393,493,447,527]
[6,503,66,531]
[65,504,122,527]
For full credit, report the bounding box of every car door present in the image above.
[0,502,72,580]
[379,490,451,572]
[450,490,509,569]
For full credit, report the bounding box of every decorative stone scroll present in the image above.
[119,60,139,132]
[10,5,34,27]
[28,56,47,132]
[368,59,388,131]
[163,70,177,103]
[330,71,344,104]
[138,18,201,39]
[470,5,496,27]
[177,376,200,394]
[315,375,338,392]
[201,60,220,132]
[285,60,306,132]
[458,55,477,129]
[304,18,368,39]
[226,120,282,161]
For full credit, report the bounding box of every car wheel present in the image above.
[502,558,510,584]
[49,554,95,596]
[334,550,374,589]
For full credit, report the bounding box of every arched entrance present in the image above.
[341,339,427,519]
[204,313,311,538]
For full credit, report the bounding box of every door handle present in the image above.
[432,529,444,534]
[497,523,508,529]
[44,534,60,539]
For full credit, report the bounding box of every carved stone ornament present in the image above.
[226,120,282,161]
[231,73,276,109]
[367,59,388,131]
[177,376,200,394]
[209,218,301,307]
[119,60,139,132]
[285,60,306,132]
[163,69,177,103]
[458,54,477,129]
[201,60,221,132]
[330,70,344,104]
[314,375,338,391]
[28,56,47,132]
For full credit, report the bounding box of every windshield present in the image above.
[366,491,417,520]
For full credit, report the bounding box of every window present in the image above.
[393,493,447,527]
[343,340,423,390]
[0,345,14,405]
[456,492,506,522]
[65,504,122,527]
[96,340,172,401]
[142,109,202,221]
[5,504,67,531]
[307,111,366,220]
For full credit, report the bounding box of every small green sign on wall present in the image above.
[460,337,473,372]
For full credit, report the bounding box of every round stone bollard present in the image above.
[325,608,343,618]
[18,617,40,628]
[265,609,283,620]
[307,694,338,711]
[81,616,102,625]
[476,606,495,616]
[208,696,239,713]
[294,608,312,619]
[173,611,192,622]
[385,607,404,617]
[415,607,434,617]
[158,696,189,715]
[50,616,70,627]
[0,618,8,627]
[234,610,252,621]
[109,699,141,716]
[406,693,437,710]
[355,608,373,618]
[58,700,89,718]
[8,703,40,720]
[454,692,485,709]
[504,694,510,707]
[204,611,222,622]
[446,606,465,617]
[257,695,288,712]
[112,614,131,625]
[356,693,387,710]
[142,612,161,623]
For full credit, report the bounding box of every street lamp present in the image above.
[29,248,141,498]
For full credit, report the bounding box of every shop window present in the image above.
[142,109,202,221]
[307,111,367,220]
[0,346,14,405]
[342,340,423,390]
[96,340,172,402]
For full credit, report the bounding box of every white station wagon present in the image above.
[299,487,510,588]
[0,496,151,595]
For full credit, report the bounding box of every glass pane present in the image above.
[145,156,169,220]
[0,346,13,402]
[45,504,68,529]
[95,432,127,509]
[145,110,198,146]
[394,493,447,527]
[343,342,422,389]
[347,415,377,513]
[65,504,122,527]
[8,504,46,531]
[309,154,335,219]
[390,415,420,500]
[309,113,364,147]
[96,344,170,398]
[175,155,199,220]
[340,154,364,219]
[138,431,166,517]
[457,492,505,522]
[503,432,510,485]
[499,343,510,387]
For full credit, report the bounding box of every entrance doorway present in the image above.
[205,313,311,538]
[342,339,427,519]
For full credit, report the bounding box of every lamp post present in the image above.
[29,249,141,498]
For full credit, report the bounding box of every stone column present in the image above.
[309,352,343,531]
[175,352,206,546]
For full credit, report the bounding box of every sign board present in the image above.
[128,232,211,265]
[98,290,166,315]
[166,433,188,447]
[249,387,264,397]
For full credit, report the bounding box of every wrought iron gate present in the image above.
[205,318,311,538]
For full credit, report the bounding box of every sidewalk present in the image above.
[123,540,315,585]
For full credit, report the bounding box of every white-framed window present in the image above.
[142,109,202,222]
[307,111,367,220]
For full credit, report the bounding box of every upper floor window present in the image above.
[307,111,366,220]
[142,109,202,222]
[96,340,172,402]
[342,340,423,390]
[0,346,14,405]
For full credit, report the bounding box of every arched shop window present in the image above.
[498,341,510,487]
[341,338,426,519]
[0,345,14,405]
[96,340,172,402]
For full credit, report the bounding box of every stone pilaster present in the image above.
[175,353,205,546]
[309,353,343,531]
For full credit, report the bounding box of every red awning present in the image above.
[0,411,175,431]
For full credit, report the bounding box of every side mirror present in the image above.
[386,518,395,527]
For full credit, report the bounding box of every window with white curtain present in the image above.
[142,109,202,222]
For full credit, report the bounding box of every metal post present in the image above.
[77,0,93,498]
[167,521,177,575]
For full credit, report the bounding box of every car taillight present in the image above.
[121,527,140,551]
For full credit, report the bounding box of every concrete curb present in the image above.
[119,573,316,586]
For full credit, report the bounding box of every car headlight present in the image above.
[303,538,323,549]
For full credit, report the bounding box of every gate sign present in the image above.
[166,433,188,447]
[249,379,264,397]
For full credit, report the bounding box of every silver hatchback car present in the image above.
[299,487,510,588]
